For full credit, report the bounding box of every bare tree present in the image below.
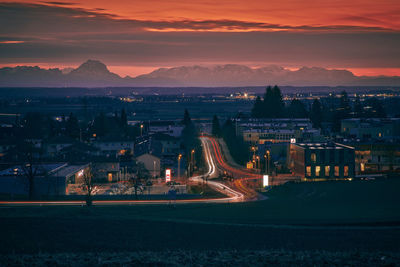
[81,168,94,206]
[17,141,43,200]
[21,163,38,200]
[129,176,142,200]
[129,162,148,199]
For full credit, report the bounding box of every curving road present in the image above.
[204,136,264,201]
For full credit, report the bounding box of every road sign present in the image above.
[165,169,171,182]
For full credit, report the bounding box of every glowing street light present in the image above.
[265,150,271,175]
[190,149,195,176]
[178,154,182,179]
[140,124,144,136]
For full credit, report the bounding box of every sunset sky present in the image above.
[1,0,400,76]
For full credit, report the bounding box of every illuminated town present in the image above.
[0,0,399,266]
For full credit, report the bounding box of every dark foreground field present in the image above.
[0,179,399,266]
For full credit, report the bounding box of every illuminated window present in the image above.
[378,132,382,138]
[315,166,320,177]
[344,166,349,177]
[108,173,113,182]
[335,166,340,177]
[325,166,330,177]
[360,163,365,172]
[311,153,316,163]
[306,166,311,177]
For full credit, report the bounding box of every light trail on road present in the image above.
[204,136,263,200]
[191,137,244,202]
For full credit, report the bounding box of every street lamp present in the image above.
[191,149,195,176]
[178,154,182,180]
[140,124,144,136]
[251,146,256,160]
[256,155,260,172]
[263,154,267,173]
[153,160,156,178]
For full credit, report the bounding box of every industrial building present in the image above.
[0,163,89,197]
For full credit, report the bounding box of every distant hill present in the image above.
[1,59,399,87]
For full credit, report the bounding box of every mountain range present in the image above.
[1,59,399,87]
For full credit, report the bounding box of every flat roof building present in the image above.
[0,163,89,197]
[288,142,355,180]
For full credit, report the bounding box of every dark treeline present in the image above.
[181,109,203,175]
[5,108,140,141]
[251,85,386,131]
[212,115,249,165]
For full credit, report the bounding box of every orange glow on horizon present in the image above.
[1,62,399,78]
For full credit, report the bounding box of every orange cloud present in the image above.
[0,40,25,44]
[1,0,400,31]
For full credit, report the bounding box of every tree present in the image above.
[15,140,44,199]
[81,168,94,207]
[66,112,80,139]
[310,99,323,128]
[181,110,203,176]
[92,112,107,137]
[262,86,274,118]
[221,119,249,165]
[339,90,351,118]
[251,96,263,118]
[129,162,147,199]
[181,122,202,176]
[271,85,285,117]
[211,115,221,137]
[353,96,363,117]
[22,112,46,138]
[120,108,127,129]
[287,99,308,118]
[364,98,386,118]
[333,91,352,132]
[182,109,192,126]
[252,85,285,118]
[20,144,38,200]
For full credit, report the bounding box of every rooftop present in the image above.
[294,142,354,150]
[0,163,67,176]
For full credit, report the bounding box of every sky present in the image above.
[1,0,400,77]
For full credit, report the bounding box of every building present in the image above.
[42,136,75,157]
[238,118,322,144]
[288,142,355,180]
[148,120,184,138]
[0,163,89,197]
[353,142,400,174]
[91,161,121,182]
[93,138,134,158]
[151,133,181,155]
[341,118,400,141]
